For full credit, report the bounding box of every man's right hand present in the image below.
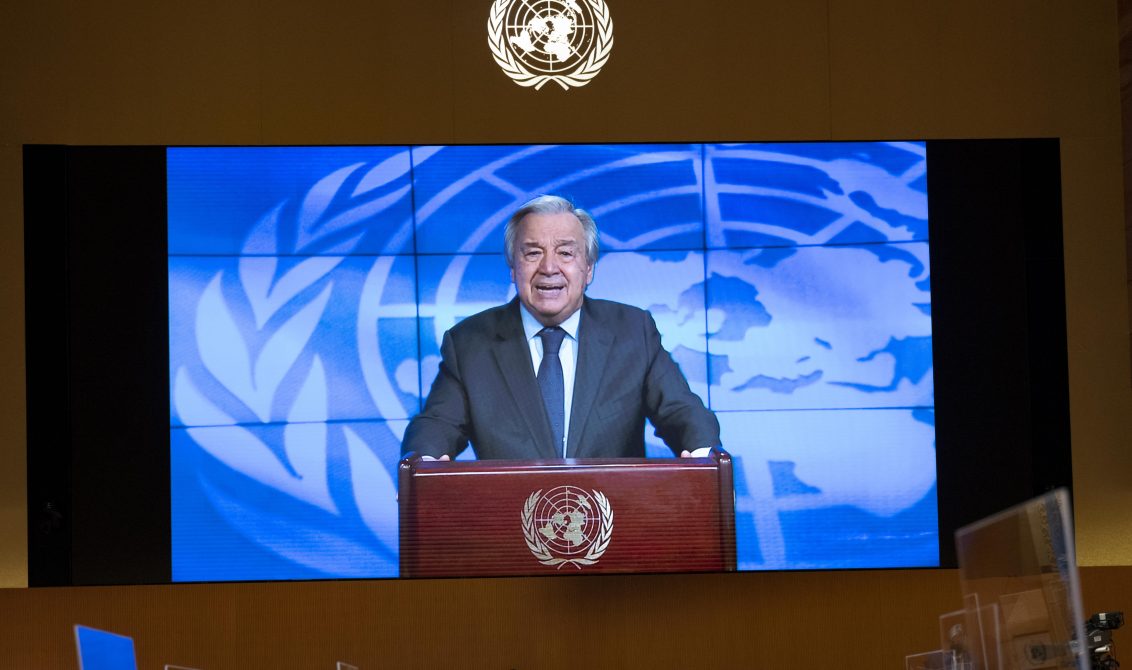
[420,454,451,461]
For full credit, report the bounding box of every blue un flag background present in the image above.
[168,142,937,580]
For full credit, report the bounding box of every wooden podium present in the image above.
[398,448,736,577]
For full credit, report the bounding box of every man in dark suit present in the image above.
[400,195,720,460]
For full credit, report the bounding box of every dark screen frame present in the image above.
[23,139,1071,585]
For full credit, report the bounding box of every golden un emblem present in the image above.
[487,0,614,91]
[521,486,613,569]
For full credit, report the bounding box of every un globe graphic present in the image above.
[358,143,935,570]
[532,486,600,555]
[504,0,596,73]
[360,145,931,439]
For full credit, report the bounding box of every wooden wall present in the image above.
[1,567,1130,669]
[1,0,1131,667]
[1122,0,1132,374]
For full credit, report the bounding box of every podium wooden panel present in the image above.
[398,449,736,577]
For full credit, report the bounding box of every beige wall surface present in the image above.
[0,0,1128,605]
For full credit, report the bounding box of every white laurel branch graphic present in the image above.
[180,270,334,510]
[177,160,413,518]
[521,490,564,566]
[243,156,412,257]
[487,0,540,88]
[174,357,337,514]
[343,426,398,550]
[211,157,403,421]
[487,0,613,91]
[196,270,332,423]
[575,490,613,565]
[188,264,332,499]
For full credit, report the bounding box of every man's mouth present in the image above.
[535,283,565,297]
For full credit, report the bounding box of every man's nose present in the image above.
[537,253,559,274]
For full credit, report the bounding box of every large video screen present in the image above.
[168,143,937,581]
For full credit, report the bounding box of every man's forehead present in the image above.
[519,211,583,234]
[519,237,580,247]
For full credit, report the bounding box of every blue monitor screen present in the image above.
[74,625,138,670]
[168,142,937,580]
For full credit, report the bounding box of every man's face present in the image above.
[510,211,595,327]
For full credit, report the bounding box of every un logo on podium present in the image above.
[522,486,614,569]
[488,0,614,90]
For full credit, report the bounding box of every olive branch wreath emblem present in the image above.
[521,489,614,569]
[173,157,412,572]
[487,0,614,91]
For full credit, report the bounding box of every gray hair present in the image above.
[503,195,600,267]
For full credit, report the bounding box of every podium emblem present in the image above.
[521,486,613,569]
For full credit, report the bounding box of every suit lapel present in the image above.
[492,300,559,459]
[566,300,613,458]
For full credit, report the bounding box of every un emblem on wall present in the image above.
[522,486,613,568]
[487,0,613,90]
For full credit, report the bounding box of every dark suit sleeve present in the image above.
[400,330,472,458]
[640,311,722,454]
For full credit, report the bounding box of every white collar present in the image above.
[519,302,582,342]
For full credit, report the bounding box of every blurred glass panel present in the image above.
[955,490,1087,670]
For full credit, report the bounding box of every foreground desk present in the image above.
[399,449,736,577]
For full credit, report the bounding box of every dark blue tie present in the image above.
[538,327,566,456]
